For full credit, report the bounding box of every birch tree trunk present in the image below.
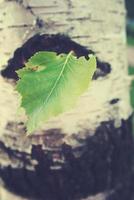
[0,0,133,200]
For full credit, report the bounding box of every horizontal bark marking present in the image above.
[120,11,126,16]
[71,35,91,39]
[117,0,124,5]
[67,17,91,21]
[54,23,67,27]
[7,24,33,28]
[109,98,120,105]
[107,50,114,54]
[27,5,58,9]
[90,19,104,23]
[4,52,11,55]
[108,10,119,14]
[39,11,71,15]
[88,41,99,44]
[101,37,112,41]
[108,10,125,16]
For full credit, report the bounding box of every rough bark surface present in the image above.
[0,0,132,139]
[0,0,133,200]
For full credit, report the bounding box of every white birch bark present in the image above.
[0,0,132,199]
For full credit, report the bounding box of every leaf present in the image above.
[16,51,96,134]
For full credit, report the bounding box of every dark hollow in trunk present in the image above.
[1,34,111,80]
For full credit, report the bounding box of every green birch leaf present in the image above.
[16,51,96,134]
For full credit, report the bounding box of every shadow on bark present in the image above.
[0,117,134,200]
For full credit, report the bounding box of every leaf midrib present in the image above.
[43,51,73,107]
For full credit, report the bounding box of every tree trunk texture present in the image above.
[0,0,133,200]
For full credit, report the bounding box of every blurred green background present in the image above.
[126,0,134,46]
[125,0,134,108]
[126,0,134,132]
